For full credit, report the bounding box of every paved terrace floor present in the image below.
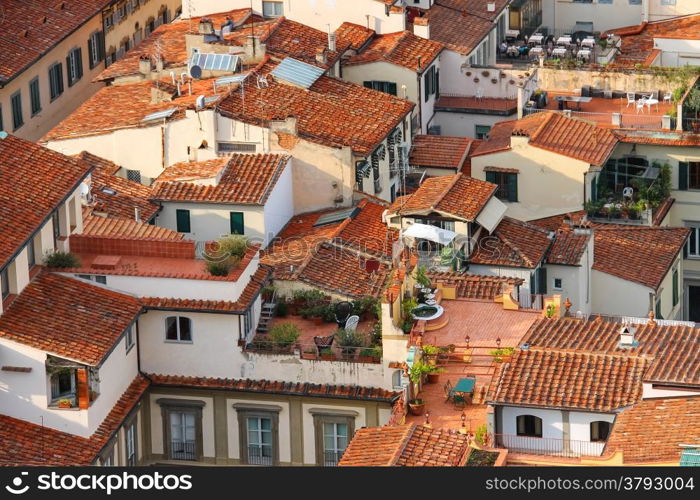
[265,315,375,351]
[406,299,540,431]
[543,91,673,128]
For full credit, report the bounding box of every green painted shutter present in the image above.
[88,36,94,68]
[537,267,547,294]
[485,171,496,184]
[387,82,397,96]
[76,48,83,80]
[176,209,191,233]
[591,176,597,201]
[230,212,244,235]
[507,173,518,202]
[679,161,689,190]
[673,269,679,306]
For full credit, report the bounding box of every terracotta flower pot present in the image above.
[426,372,440,384]
[408,400,426,416]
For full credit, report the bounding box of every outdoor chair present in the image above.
[635,100,645,114]
[313,334,334,356]
[626,92,636,108]
[444,380,454,402]
[344,315,360,332]
[663,92,672,104]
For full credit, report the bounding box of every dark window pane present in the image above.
[179,317,192,341]
[165,317,178,340]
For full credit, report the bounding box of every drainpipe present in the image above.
[416,56,423,135]
[642,0,649,23]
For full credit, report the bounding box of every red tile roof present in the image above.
[435,95,518,114]
[489,348,647,411]
[605,397,700,464]
[95,9,255,81]
[389,173,496,221]
[425,0,509,55]
[409,135,472,169]
[82,216,182,241]
[593,226,689,289]
[151,154,289,204]
[146,373,400,402]
[611,14,700,67]
[427,271,523,300]
[472,112,618,166]
[471,217,552,269]
[613,129,700,147]
[0,375,149,466]
[0,134,92,270]
[523,317,700,387]
[545,228,591,266]
[339,424,471,466]
[217,60,413,156]
[345,31,443,72]
[0,0,111,84]
[0,273,141,365]
[334,22,375,51]
[529,210,588,232]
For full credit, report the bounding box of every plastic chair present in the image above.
[344,315,360,332]
[663,92,672,103]
[635,100,645,114]
[626,92,636,108]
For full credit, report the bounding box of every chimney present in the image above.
[328,32,337,52]
[139,56,152,75]
[155,57,164,72]
[315,47,327,66]
[413,16,430,39]
[244,36,267,63]
[619,325,637,348]
[134,206,141,222]
[198,18,214,35]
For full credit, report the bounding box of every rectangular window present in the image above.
[67,48,84,86]
[247,417,274,465]
[661,0,676,4]
[29,77,41,116]
[125,324,135,352]
[688,226,700,258]
[655,296,663,320]
[50,369,76,402]
[262,1,284,16]
[628,0,641,4]
[52,210,61,248]
[672,268,679,307]
[590,421,611,442]
[49,63,64,101]
[176,209,191,233]
[363,81,397,96]
[88,31,105,69]
[322,422,349,466]
[27,240,35,269]
[553,278,563,290]
[125,421,137,466]
[516,415,543,437]
[216,142,257,154]
[165,316,192,342]
[230,212,244,235]
[1,268,9,300]
[598,0,611,3]
[687,162,700,190]
[424,65,436,102]
[475,125,491,139]
[11,91,23,131]
[485,171,518,202]
[170,411,197,460]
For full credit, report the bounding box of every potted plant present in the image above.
[545,303,557,318]
[422,344,439,365]
[425,364,444,384]
[269,322,300,353]
[334,328,364,360]
[358,347,377,363]
[490,347,515,363]
[57,398,72,409]
[408,362,431,415]
[301,349,318,360]
[319,348,336,361]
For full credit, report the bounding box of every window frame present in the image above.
[124,416,138,466]
[516,414,543,437]
[590,420,611,442]
[88,30,105,69]
[164,316,193,343]
[688,162,700,190]
[262,1,284,17]
[475,124,491,139]
[49,62,64,101]
[485,170,518,202]
[672,267,679,307]
[311,410,356,466]
[687,224,700,258]
[29,77,41,116]
[157,398,205,461]
[230,212,245,235]
[175,209,191,233]
[125,324,136,352]
[552,278,563,291]
[27,238,36,269]
[363,80,397,96]
[67,47,84,86]
[233,404,281,466]
[11,90,23,131]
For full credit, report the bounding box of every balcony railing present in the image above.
[323,450,344,466]
[170,440,196,461]
[247,445,273,465]
[494,434,605,458]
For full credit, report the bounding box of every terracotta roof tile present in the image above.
[0,134,92,269]
[472,112,618,166]
[217,60,413,156]
[471,217,552,269]
[334,22,375,51]
[523,317,700,387]
[435,95,517,113]
[545,229,590,266]
[613,129,700,147]
[146,373,399,402]
[0,273,141,365]
[529,211,588,232]
[390,173,496,221]
[0,375,149,466]
[345,31,443,72]
[605,397,700,463]
[409,134,471,169]
[593,226,689,289]
[339,424,470,466]
[427,271,523,300]
[82,216,182,241]
[151,154,289,204]
[489,348,647,411]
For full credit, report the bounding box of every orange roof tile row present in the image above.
[0,273,142,365]
[151,153,290,205]
[545,229,591,266]
[0,134,92,269]
[472,112,618,166]
[489,348,647,412]
[146,373,400,402]
[409,134,472,169]
[593,226,689,290]
[82,216,183,241]
[523,317,700,387]
[334,22,375,51]
[344,30,443,72]
[389,173,496,221]
[339,424,471,466]
[471,217,552,269]
[605,397,700,464]
[427,271,524,300]
[435,95,518,113]
[614,129,700,147]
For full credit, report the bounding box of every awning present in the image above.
[403,223,457,245]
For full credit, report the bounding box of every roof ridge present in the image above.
[529,111,557,141]
[390,425,419,466]
[433,173,462,210]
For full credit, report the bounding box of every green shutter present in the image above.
[230,212,245,235]
[679,161,689,190]
[591,176,597,201]
[485,171,496,184]
[507,173,518,202]
[176,209,191,233]
[537,267,547,294]
[363,81,373,90]
[387,82,397,96]
[76,48,83,80]
[673,269,679,306]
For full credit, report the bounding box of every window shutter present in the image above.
[485,171,496,184]
[176,210,191,233]
[590,176,597,201]
[537,267,547,294]
[76,48,83,80]
[424,72,429,102]
[679,161,688,190]
[88,37,94,68]
[230,212,244,235]
[66,55,73,86]
[435,69,440,99]
[387,82,397,96]
[507,173,518,202]
[98,31,106,61]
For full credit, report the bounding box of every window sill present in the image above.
[164,340,193,344]
[48,405,81,411]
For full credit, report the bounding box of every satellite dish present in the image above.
[79,182,90,197]
[189,64,202,79]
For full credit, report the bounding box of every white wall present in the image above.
[149,393,216,457]
[554,0,642,34]
[301,402,366,465]
[433,111,513,138]
[262,159,295,246]
[156,202,266,243]
[642,382,700,399]
[591,269,651,318]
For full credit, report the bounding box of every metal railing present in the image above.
[494,434,605,458]
[170,440,196,461]
[245,338,382,363]
[323,450,343,466]
[247,445,273,465]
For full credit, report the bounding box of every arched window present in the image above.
[516,414,542,437]
[590,421,611,442]
[165,316,192,343]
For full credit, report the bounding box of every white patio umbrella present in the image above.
[402,223,457,245]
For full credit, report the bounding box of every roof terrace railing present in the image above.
[494,434,605,458]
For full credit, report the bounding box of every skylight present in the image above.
[142,108,177,122]
[313,207,359,227]
[270,58,325,89]
[190,52,239,72]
